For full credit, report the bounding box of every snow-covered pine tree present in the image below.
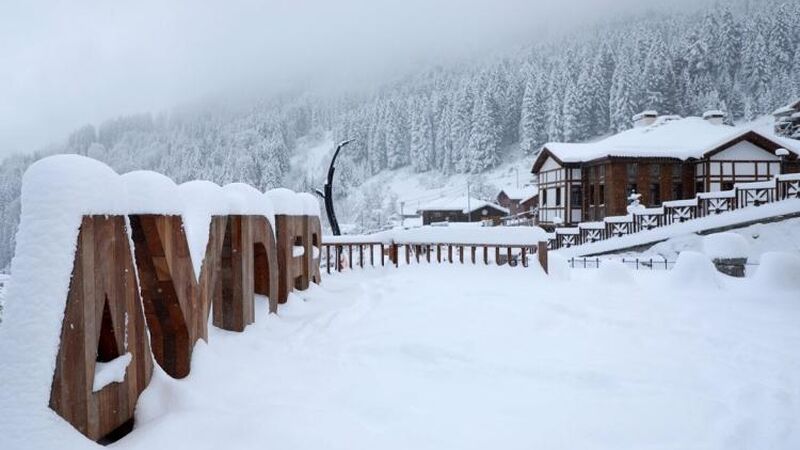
[518,72,548,153]
[409,98,435,172]
[466,88,501,173]
[385,100,409,169]
[610,47,638,132]
[642,38,675,113]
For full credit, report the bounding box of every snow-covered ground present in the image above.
[99,262,800,449]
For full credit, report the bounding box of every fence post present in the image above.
[326,245,331,274]
[537,241,548,274]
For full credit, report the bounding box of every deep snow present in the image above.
[2,261,795,449]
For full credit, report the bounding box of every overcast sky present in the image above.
[0,0,706,159]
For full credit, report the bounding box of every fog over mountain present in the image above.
[0,0,798,270]
[2,0,707,156]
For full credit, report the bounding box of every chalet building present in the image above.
[496,186,539,216]
[774,98,800,139]
[531,112,800,226]
[417,197,509,225]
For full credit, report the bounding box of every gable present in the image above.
[709,140,780,161]
[703,130,791,160]
[540,156,562,172]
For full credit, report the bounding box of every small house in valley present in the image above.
[417,197,509,225]
[531,112,800,226]
[773,99,800,139]
[496,186,539,216]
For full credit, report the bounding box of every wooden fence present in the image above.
[320,241,549,273]
[551,173,800,250]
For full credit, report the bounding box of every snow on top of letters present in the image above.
[266,188,321,216]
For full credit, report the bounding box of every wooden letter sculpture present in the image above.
[50,216,153,442]
[52,212,313,443]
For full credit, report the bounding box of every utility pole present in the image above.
[400,201,405,227]
[467,183,472,223]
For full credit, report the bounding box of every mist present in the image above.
[0,0,709,158]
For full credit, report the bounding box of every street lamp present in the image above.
[316,139,352,236]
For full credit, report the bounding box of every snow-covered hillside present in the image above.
[290,134,534,231]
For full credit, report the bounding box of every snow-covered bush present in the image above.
[753,252,800,291]
[701,232,749,260]
[547,253,571,281]
[670,251,723,289]
[597,259,634,285]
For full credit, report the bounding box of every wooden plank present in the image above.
[50,216,153,442]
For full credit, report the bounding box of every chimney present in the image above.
[632,111,658,128]
[702,110,725,125]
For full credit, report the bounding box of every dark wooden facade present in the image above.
[497,191,538,216]
[420,205,507,225]
[581,158,697,220]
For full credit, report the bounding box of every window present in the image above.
[695,181,704,194]
[626,163,639,198]
[627,163,638,181]
[672,182,683,200]
[589,185,595,205]
[599,184,606,204]
[542,189,548,205]
[650,183,661,206]
[555,187,562,206]
[722,181,734,191]
[570,185,582,206]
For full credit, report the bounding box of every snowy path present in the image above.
[113,265,800,450]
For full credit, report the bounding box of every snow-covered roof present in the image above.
[702,110,725,119]
[499,186,539,203]
[417,196,509,215]
[534,115,799,171]
[772,98,800,116]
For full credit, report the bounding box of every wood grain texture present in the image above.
[251,216,280,314]
[305,215,322,285]
[274,215,309,303]
[214,215,280,329]
[128,214,226,378]
[49,216,153,442]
